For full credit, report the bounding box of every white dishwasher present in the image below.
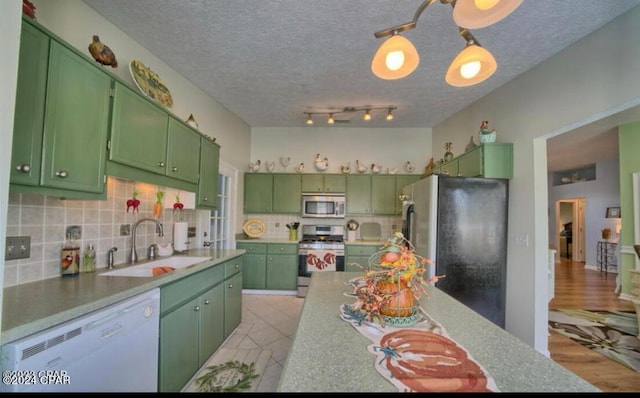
[1,288,160,392]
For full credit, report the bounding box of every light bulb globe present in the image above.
[371,34,419,80]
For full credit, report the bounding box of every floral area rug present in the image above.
[548,309,640,372]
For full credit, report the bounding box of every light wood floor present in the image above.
[548,257,640,392]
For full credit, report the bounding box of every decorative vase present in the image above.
[443,142,454,162]
[377,279,415,318]
[289,229,298,241]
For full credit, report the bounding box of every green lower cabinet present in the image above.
[224,272,243,338]
[266,244,298,290]
[345,245,379,271]
[199,283,225,366]
[237,242,267,289]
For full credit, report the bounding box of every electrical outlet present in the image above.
[5,236,31,260]
[188,227,196,238]
[275,222,280,227]
[120,224,131,236]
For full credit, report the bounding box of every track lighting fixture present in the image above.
[303,106,397,125]
[371,0,521,86]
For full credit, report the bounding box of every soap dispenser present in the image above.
[82,244,96,273]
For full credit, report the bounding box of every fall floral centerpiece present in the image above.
[346,232,442,327]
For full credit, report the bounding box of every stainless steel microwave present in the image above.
[301,194,345,218]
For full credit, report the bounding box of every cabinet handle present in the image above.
[234,264,239,268]
[157,161,165,167]
[55,170,68,178]
[171,166,178,172]
[193,305,201,311]
[228,284,233,288]
[204,299,210,305]
[280,247,284,252]
[203,196,209,201]
[16,164,31,173]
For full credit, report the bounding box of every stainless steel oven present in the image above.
[297,225,345,297]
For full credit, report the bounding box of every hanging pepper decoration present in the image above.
[173,193,184,213]
[127,189,140,213]
[153,190,164,218]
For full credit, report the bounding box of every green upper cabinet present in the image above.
[272,174,301,213]
[197,137,220,209]
[166,117,201,183]
[109,81,169,175]
[244,173,273,213]
[371,175,396,215]
[40,40,111,193]
[11,22,110,197]
[301,174,346,193]
[10,21,49,187]
[457,143,513,179]
[346,175,371,215]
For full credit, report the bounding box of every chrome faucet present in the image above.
[130,218,164,264]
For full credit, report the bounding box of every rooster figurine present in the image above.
[266,161,275,172]
[88,35,118,68]
[249,160,261,172]
[371,163,382,174]
[405,161,415,173]
[340,162,351,174]
[356,160,367,174]
[295,162,305,173]
[314,153,329,172]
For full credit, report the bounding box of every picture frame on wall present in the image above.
[606,207,621,218]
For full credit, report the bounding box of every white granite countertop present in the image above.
[277,272,600,393]
[1,248,244,344]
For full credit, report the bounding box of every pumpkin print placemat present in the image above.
[340,280,499,392]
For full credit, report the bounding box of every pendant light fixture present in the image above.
[371,0,521,86]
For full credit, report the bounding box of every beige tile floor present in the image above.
[214,293,304,392]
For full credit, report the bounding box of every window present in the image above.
[209,161,237,249]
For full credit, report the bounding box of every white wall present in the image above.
[548,156,621,267]
[30,0,252,232]
[432,6,640,352]
[0,0,22,342]
[250,127,432,174]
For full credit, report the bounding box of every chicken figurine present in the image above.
[371,163,382,174]
[265,161,275,172]
[405,161,415,173]
[340,162,351,174]
[295,162,305,173]
[356,160,367,173]
[314,153,329,171]
[88,35,118,68]
[249,160,261,172]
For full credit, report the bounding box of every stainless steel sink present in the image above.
[99,256,211,277]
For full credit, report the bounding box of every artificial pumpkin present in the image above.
[377,279,415,317]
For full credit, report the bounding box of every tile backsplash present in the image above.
[4,177,196,287]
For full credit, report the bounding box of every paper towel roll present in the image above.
[173,222,189,252]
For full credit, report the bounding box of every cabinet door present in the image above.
[197,137,220,209]
[266,254,298,290]
[482,143,513,179]
[440,159,459,176]
[166,117,201,183]
[242,253,266,289]
[301,174,323,193]
[457,148,482,177]
[244,174,273,213]
[395,175,420,214]
[159,296,200,392]
[273,174,301,213]
[346,175,371,214]
[199,283,224,366]
[324,174,346,193]
[10,22,49,186]
[109,81,168,175]
[371,175,397,215]
[224,272,243,338]
[41,41,110,193]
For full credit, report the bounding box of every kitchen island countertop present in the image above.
[277,272,599,393]
[1,249,244,344]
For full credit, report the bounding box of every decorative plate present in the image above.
[129,59,174,108]
[243,219,266,238]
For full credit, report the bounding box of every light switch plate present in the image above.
[5,236,31,260]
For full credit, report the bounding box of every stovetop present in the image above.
[299,235,344,244]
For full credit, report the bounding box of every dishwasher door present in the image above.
[1,288,160,392]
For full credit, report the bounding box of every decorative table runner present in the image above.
[339,278,499,393]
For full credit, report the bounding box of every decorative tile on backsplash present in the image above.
[3,177,198,288]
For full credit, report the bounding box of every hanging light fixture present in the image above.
[445,28,497,87]
[303,106,397,125]
[371,0,521,86]
[453,0,523,29]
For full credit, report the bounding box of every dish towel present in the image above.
[339,277,499,393]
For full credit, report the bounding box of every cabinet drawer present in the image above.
[237,242,267,254]
[161,264,223,312]
[346,245,379,257]
[225,256,243,278]
[267,243,298,255]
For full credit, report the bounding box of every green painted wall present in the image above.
[618,121,640,295]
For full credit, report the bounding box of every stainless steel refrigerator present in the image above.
[402,175,509,328]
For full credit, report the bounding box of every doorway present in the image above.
[555,198,585,262]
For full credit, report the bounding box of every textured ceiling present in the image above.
[81,0,640,171]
